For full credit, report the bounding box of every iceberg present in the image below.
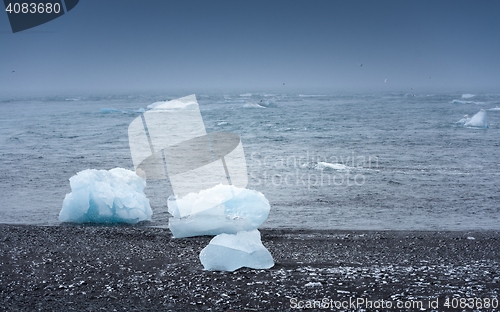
[168,184,270,238]
[464,109,488,128]
[199,230,274,271]
[59,168,152,224]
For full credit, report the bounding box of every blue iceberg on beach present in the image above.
[168,184,270,238]
[59,168,152,224]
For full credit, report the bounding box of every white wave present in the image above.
[147,101,166,109]
[488,106,500,111]
[298,94,327,97]
[258,100,277,108]
[462,94,475,99]
[99,108,122,113]
[217,121,228,126]
[100,108,145,114]
[451,99,485,105]
[315,162,350,171]
[240,93,252,97]
[243,103,265,108]
[147,98,197,110]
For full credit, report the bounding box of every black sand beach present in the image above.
[0,224,498,311]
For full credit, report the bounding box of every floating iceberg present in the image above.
[168,184,270,238]
[59,168,152,224]
[462,94,475,99]
[199,230,274,271]
[464,109,488,128]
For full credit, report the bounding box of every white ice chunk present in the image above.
[456,114,471,125]
[462,94,475,99]
[59,168,152,224]
[464,109,488,128]
[168,184,270,238]
[199,230,274,271]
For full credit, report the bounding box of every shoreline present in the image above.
[1,224,499,311]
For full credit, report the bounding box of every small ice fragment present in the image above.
[199,230,274,271]
[456,114,470,125]
[466,236,475,240]
[59,168,152,224]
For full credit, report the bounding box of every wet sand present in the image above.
[0,224,498,311]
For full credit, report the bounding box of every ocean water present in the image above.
[1,92,499,230]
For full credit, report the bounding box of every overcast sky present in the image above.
[1,0,499,95]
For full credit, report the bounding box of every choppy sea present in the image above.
[1,92,499,230]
